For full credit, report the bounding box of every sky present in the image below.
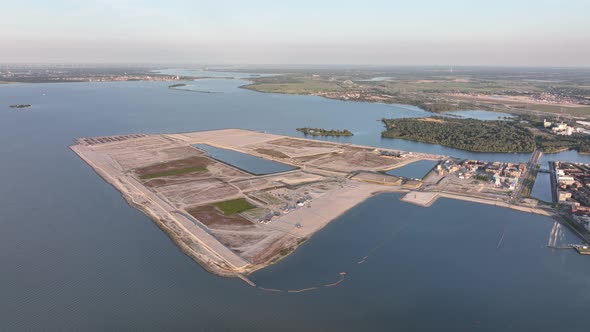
[2,0,589,66]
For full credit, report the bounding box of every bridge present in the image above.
[511,149,543,202]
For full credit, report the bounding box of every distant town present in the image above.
[0,66,184,83]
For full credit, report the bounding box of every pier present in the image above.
[548,244,590,255]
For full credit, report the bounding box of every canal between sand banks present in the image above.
[385,159,439,179]
[193,143,297,175]
[1,72,590,330]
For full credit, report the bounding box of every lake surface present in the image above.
[1,71,590,330]
[194,144,297,175]
[385,160,438,179]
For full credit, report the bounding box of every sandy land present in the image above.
[168,129,283,147]
[266,181,404,238]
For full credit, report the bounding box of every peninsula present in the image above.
[70,129,567,280]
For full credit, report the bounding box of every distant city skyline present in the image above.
[2,0,589,66]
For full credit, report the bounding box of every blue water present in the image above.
[532,171,553,203]
[194,144,296,175]
[385,160,438,179]
[251,194,590,331]
[1,73,590,330]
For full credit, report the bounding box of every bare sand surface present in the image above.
[266,181,403,238]
[168,129,283,147]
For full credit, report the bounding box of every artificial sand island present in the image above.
[70,129,552,282]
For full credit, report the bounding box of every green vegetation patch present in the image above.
[139,166,207,179]
[296,127,353,136]
[213,198,256,215]
[382,117,536,153]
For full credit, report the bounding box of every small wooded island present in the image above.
[382,116,590,153]
[9,104,31,109]
[296,127,353,137]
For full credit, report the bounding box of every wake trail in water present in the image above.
[548,221,561,247]
[497,228,506,249]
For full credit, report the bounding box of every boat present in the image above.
[570,244,590,255]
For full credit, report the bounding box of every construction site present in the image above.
[71,129,441,278]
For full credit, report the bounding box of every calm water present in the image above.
[251,194,589,331]
[1,73,590,330]
[385,160,438,179]
[194,144,296,175]
[532,171,553,203]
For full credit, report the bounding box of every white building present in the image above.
[558,175,575,185]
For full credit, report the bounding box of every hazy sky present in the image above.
[2,0,589,66]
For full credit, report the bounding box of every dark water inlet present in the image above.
[193,143,297,175]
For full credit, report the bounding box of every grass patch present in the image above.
[139,166,207,180]
[213,198,256,215]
